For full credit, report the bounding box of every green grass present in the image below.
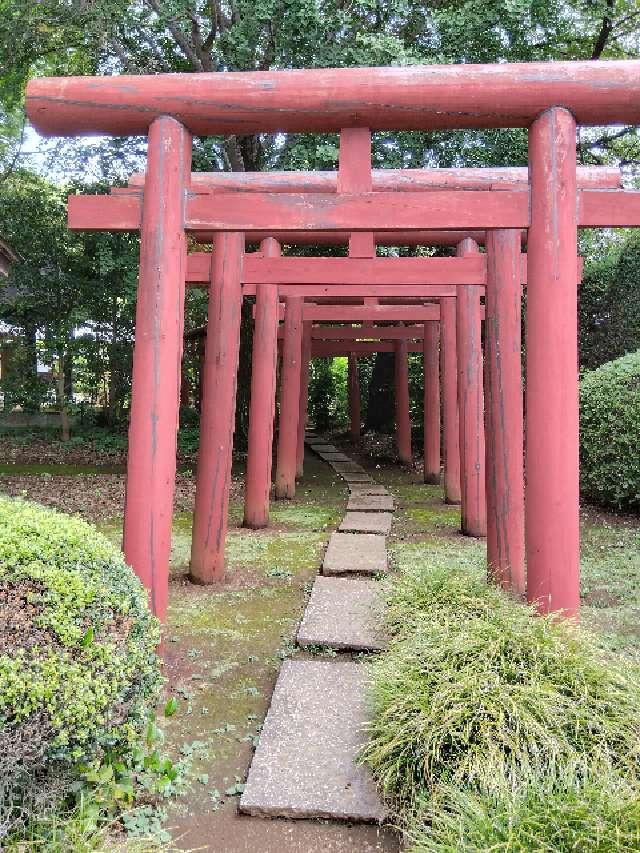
[364,536,640,852]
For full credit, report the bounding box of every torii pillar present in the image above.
[526,107,579,617]
[123,116,191,621]
[456,238,486,537]
[440,297,461,503]
[296,320,312,478]
[348,352,361,442]
[485,229,525,594]
[190,232,244,583]
[275,296,303,498]
[394,336,413,465]
[243,238,281,529]
[422,320,440,484]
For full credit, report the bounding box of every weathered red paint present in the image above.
[348,353,361,442]
[310,325,427,340]
[313,341,423,356]
[338,127,374,258]
[526,108,580,618]
[485,229,525,595]
[186,190,527,232]
[440,297,460,504]
[189,232,244,583]
[243,284,463,299]
[423,321,441,485]
[304,305,441,322]
[70,189,640,234]
[27,61,640,137]
[127,165,621,192]
[296,321,312,478]
[394,337,412,465]
[122,116,190,622]
[243,238,281,529]
[456,239,487,538]
[275,297,303,499]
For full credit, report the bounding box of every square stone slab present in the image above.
[339,512,392,535]
[323,532,388,575]
[331,461,367,473]
[348,484,390,496]
[240,661,386,823]
[347,494,395,513]
[320,452,352,461]
[297,577,387,652]
[341,472,375,483]
[310,443,338,453]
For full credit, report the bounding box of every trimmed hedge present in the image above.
[0,496,160,838]
[580,349,640,510]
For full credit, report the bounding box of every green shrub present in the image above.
[580,349,640,510]
[0,496,161,839]
[362,561,640,851]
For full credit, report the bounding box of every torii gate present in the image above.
[27,59,640,624]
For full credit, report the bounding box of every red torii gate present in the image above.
[27,59,640,623]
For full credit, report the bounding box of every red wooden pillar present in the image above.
[423,320,440,484]
[190,232,244,583]
[394,336,412,465]
[526,107,579,618]
[123,116,191,621]
[440,297,460,503]
[243,238,280,529]
[296,320,312,478]
[348,352,361,442]
[456,239,486,537]
[485,229,525,595]
[275,296,303,498]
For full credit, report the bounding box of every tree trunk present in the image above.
[365,352,395,433]
[56,352,71,441]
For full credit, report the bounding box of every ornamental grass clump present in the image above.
[363,561,640,850]
[0,496,161,840]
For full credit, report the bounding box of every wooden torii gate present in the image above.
[27,59,640,624]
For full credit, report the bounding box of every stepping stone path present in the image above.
[241,435,395,825]
[348,493,395,512]
[340,511,393,535]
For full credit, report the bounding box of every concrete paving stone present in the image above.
[297,577,387,652]
[341,472,375,483]
[240,660,387,823]
[323,532,388,575]
[331,461,367,473]
[320,452,352,461]
[310,444,339,453]
[339,512,393,535]
[347,494,395,513]
[348,484,391,496]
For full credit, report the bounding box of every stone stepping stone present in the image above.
[320,452,352,461]
[310,444,339,453]
[347,493,395,513]
[339,512,393,535]
[331,461,367,473]
[323,532,388,575]
[297,577,387,652]
[341,472,374,483]
[240,661,386,823]
[348,484,390,496]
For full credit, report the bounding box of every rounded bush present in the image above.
[0,497,160,835]
[579,350,640,510]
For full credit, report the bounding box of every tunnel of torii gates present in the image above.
[26,59,640,624]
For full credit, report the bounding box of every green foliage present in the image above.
[0,496,162,840]
[580,230,640,369]
[308,357,348,430]
[362,559,640,851]
[579,349,640,511]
